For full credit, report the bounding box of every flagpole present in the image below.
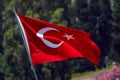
[13,8,38,80]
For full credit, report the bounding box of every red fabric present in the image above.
[18,14,101,66]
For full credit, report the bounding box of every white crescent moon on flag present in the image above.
[36,27,64,48]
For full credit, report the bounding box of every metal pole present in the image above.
[13,8,38,80]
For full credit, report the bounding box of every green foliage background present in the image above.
[0,0,120,80]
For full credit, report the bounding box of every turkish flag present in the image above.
[17,14,101,66]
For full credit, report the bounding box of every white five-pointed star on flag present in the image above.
[63,33,74,40]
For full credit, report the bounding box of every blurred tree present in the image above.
[2,0,33,80]
[98,0,112,56]
[109,0,120,62]
[0,0,4,53]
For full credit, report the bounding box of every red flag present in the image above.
[17,14,101,66]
